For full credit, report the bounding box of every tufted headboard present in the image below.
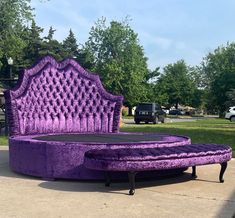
[4,56,123,136]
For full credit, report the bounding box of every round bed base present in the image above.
[9,132,191,180]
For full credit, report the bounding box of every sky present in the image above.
[31,0,235,70]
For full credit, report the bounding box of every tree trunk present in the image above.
[175,102,179,109]
[128,106,133,116]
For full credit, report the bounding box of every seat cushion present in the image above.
[85,144,232,161]
[84,144,232,172]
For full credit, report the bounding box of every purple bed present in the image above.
[5,56,191,180]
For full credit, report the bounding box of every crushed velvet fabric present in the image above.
[5,56,193,180]
[84,144,232,171]
[4,56,123,136]
[9,133,191,180]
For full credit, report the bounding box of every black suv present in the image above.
[134,103,165,124]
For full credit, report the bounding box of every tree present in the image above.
[40,27,64,60]
[85,18,149,112]
[62,29,79,58]
[202,43,235,115]
[146,67,160,82]
[145,67,167,104]
[156,60,195,109]
[21,20,44,67]
[0,0,34,76]
[225,89,235,107]
[77,46,95,70]
[189,66,206,89]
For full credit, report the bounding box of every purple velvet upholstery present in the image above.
[84,144,232,171]
[5,56,192,180]
[9,133,191,179]
[4,56,123,136]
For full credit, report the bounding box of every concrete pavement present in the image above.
[0,146,235,218]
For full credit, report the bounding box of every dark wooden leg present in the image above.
[192,166,197,179]
[219,162,227,183]
[128,171,136,195]
[105,171,111,187]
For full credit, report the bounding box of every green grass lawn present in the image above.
[121,118,235,153]
[0,136,8,145]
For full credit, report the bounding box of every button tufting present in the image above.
[103,106,107,113]
[66,80,70,86]
[70,86,74,93]
[85,86,89,92]
[81,92,85,99]
[14,63,119,135]
[88,93,92,99]
[52,78,56,85]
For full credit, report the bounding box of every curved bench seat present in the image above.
[84,144,232,195]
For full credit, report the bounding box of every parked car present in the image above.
[225,106,235,122]
[169,109,183,115]
[161,106,170,115]
[134,103,165,124]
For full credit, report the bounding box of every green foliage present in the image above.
[62,29,79,58]
[85,18,149,107]
[77,47,95,70]
[62,29,95,69]
[0,136,8,145]
[202,43,235,114]
[39,27,64,60]
[189,66,206,89]
[121,107,128,116]
[155,60,196,108]
[21,20,44,67]
[146,67,160,82]
[225,89,235,107]
[0,0,33,76]
[144,68,161,103]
